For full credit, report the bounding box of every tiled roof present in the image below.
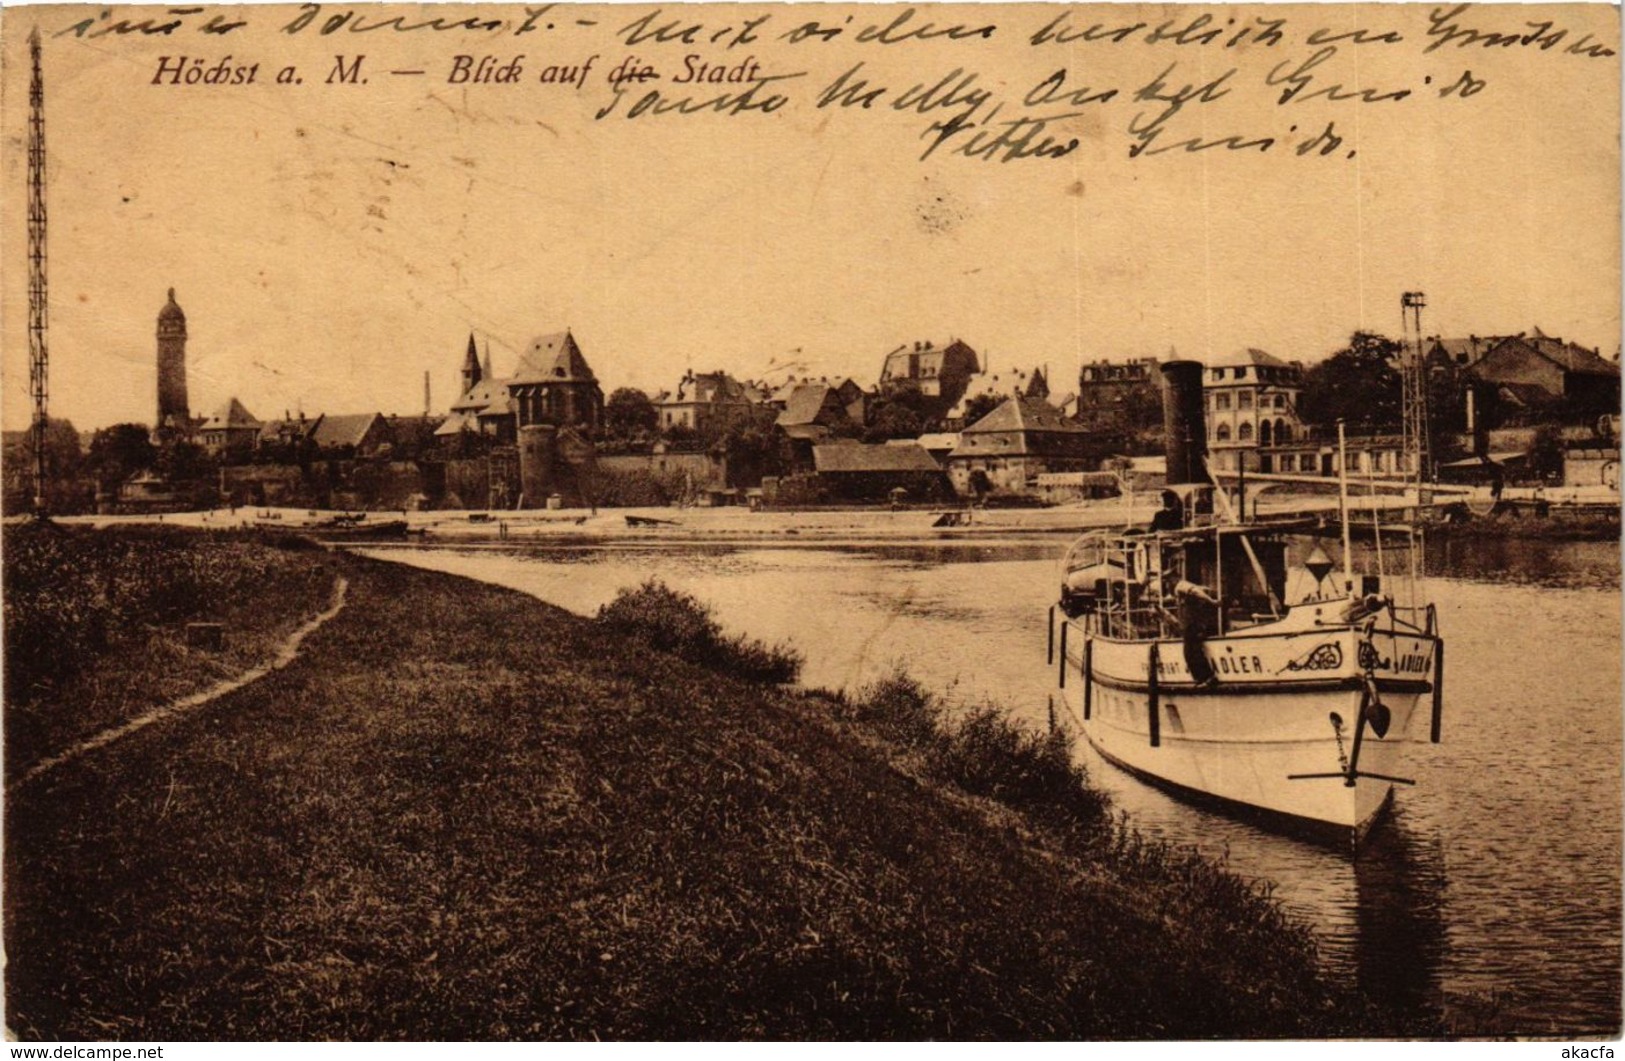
[962,397,1085,435]
[313,413,383,448]
[813,442,941,474]
[948,370,1033,417]
[513,330,595,384]
[1212,347,1290,368]
[686,372,749,403]
[433,412,474,437]
[1495,382,1557,408]
[257,416,321,443]
[200,397,260,430]
[452,377,510,414]
[1526,334,1619,376]
[776,383,835,427]
[913,432,961,451]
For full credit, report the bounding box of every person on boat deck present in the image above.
[1149,490,1184,532]
[1174,578,1221,686]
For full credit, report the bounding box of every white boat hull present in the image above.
[1054,612,1437,841]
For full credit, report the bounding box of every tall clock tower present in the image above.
[155,288,189,436]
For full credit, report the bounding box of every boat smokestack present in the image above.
[1160,360,1211,486]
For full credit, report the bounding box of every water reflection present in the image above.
[1423,533,1620,590]
[1350,807,1448,1025]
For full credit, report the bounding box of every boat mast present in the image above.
[1338,419,1353,593]
[1400,291,1431,494]
[28,27,50,520]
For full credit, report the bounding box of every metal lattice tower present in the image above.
[1400,291,1430,487]
[28,27,50,518]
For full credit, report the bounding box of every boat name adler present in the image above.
[1154,653,1266,677]
[1394,652,1431,674]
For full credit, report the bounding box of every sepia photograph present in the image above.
[1,0,1619,1042]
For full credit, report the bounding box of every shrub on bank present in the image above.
[595,579,802,684]
[844,670,1112,840]
[837,668,1344,1029]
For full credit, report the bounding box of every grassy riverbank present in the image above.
[6,532,1414,1038]
[2,524,341,777]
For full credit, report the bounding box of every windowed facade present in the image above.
[1203,350,1305,472]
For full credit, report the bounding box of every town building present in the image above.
[1260,434,1411,479]
[440,329,606,443]
[1426,335,1502,370]
[1468,330,1620,419]
[775,382,854,443]
[655,370,754,435]
[258,413,323,454]
[944,365,1050,428]
[877,339,981,418]
[1077,356,1158,412]
[197,398,262,457]
[1204,349,1306,472]
[828,377,870,425]
[313,413,393,458]
[811,441,950,502]
[946,396,1096,497]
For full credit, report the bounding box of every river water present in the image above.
[363,533,1621,1035]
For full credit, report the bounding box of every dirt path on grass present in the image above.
[9,575,350,791]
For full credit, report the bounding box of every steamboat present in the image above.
[1050,361,1444,844]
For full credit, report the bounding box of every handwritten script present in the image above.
[54,3,1619,165]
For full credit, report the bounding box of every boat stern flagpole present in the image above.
[1338,419,1353,595]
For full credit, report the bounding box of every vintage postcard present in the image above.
[2,0,1619,1043]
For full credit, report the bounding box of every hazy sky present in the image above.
[2,2,1618,430]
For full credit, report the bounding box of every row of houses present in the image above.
[1426,328,1620,419]
[196,401,433,460]
[178,297,1620,505]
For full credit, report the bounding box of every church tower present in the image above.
[461,332,482,393]
[156,288,189,433]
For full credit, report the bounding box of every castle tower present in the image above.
[461,332,482,392]
[156,288,189,432]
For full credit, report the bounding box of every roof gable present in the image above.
[776,383,842,427]
[314,413,384,448]
[258,415,321,442]
[513,330,596,384]
[963,396,1082,435]
[202,397,260,429]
